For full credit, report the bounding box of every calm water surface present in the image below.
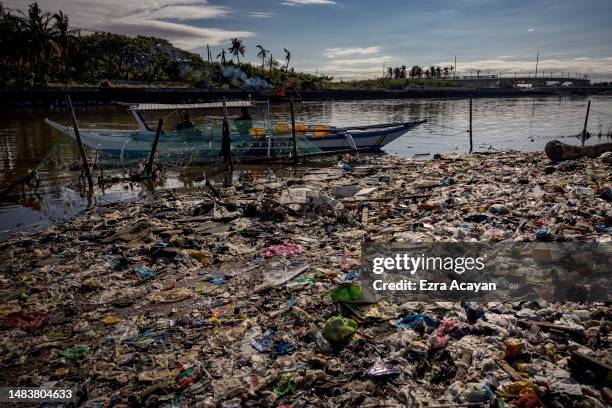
[1,95,611,239]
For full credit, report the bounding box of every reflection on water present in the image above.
[1,96,611,239]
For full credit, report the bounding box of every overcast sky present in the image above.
[5,0,612,80]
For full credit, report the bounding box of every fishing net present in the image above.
[86,104,326,168]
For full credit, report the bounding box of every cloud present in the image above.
[328,56,392,66]
[310,66,383,80]
[527,28,535,32]
[318,55,394,78]
[107,19,254,49]
[146,5,229,20]
[3,0,252,48]
[281,0,336,6]
[248,12,276,18]
[323,47,381,58]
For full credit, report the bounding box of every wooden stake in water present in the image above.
[582,100,591,146]
[65,95,93,190]
[145,119,164,177]
[290,95,298,164]
[221,98,233,186]
[469,96,473,153]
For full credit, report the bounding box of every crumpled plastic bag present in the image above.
[262,243,303,257]
[2,311,49,333]
[147,287,193,303]
[322,316,357,343]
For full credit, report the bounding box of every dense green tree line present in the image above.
[0,2,331,89]
[0,2,211,86]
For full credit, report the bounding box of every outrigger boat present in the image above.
[45,101,426,162]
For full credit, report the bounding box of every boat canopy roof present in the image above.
[123,101,255,111]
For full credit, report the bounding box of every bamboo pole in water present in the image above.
[290,96,298,164]
[65,95,93,190]
[145,119,164,177]
[582,100,591,146]
[469,96,473,153]
[222,98,233,186]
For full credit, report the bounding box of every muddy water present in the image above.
[1,96,611,239]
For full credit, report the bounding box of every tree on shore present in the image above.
[256,44,268,72]
[216,48,227,66]
[52,10,79,83]
[268,53,279,73]
[229,38,245,63]
[283,48,291,71]
[21,2,59,85]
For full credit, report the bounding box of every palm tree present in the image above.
[228,38,245,63]
[268,53,278,73]
[283,47,291,71]
[52,10,79,84]
[21,2,60,85]
[256,45,268,71]
[216,48,226,65]
[0,4,25,85]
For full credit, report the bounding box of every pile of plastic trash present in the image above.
[0,150,610,407]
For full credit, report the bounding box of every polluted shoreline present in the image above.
[0,150,611,407]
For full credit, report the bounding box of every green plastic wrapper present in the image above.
[322,316,358,343]
[330,283,363,303]
[60,346,90,361]
[273,374,295,396]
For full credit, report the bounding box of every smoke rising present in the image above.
[221,65,272,89]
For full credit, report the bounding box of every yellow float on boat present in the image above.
[249,127,266,137]
[274,122,291,133]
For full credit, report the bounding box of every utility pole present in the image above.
[535,52,539,78]
[454,56,457,78]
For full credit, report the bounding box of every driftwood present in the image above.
[545,140,612,161]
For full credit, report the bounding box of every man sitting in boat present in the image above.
[175,111,195,131]
[235,107,253,135]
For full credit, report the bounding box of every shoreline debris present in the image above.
[0,150,610,406]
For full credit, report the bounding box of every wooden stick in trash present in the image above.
[497,360,550,407]
[571,350,612,381]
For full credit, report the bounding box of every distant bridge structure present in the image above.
[450,75,590,88]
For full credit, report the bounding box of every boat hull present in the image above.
[45,119,424,161]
